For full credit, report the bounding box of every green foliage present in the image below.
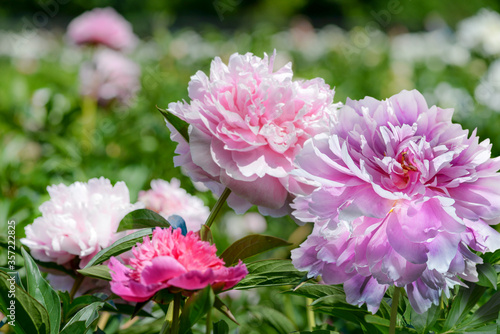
[59,302,104,334]
[117,208,171,232]
[179,286,215,334]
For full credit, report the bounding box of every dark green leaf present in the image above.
[157,105,190,142]
[406,303,441,333]
[84,228,153,268]
[214,296,239,325]
[59,301,104,334]
[77,265,112,281]
[458,291,500,330]
[21,248,61,334]
[179,286,215,334]
[213,319,229,334]
[235,259,306,290]
[442,282,488,331]
[293,331,340,334]
[68,295,109,318]
[284,283,344,300]
[117,209,171,232]
[0,270,50,334]
[152,289,176,305]
[482,249,500,265]
[247,305,297,333]
[220,234,292,266]
[365,314,390,327]
[34,260,75,277]
[476,263,498,290]
[0,268,23,289]
[103,302,153,318]
[59,291,71,322]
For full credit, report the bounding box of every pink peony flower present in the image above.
[67,7,138,51]
[138,178,210,232]
[224,212,267,240]
[291,90,500,314]
[109,227,248,302]
[166,51,338,217]
[21,177,143,268]
[79,49,141,106]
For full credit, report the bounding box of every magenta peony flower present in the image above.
[79,49,141,106]
[166,51,338,217]
[138,178,210,231]
[21,177,143,268]
[109,227,248,302]
[291,90,500,314]
[67,7,138,51]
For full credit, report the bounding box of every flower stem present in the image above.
[69,274,84,301]
[205,307,212,334]
[306,298,315,331]
[205,188,231,229]
[170,293,182,334]
[389,287,401,334]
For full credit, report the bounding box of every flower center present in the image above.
[400,151,418,173]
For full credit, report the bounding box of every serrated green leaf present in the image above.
[220,234,291,266]
[117,209,171,232]
[77,265,112,281]
[21,248,61,334]
[235,259,306,290]
[477,263,498,290]
[213,319,229,334]
[157,105,190,142]
[247,305,297,333]
[0,270,50,334]
[442,283,488,331]
[179,286,215,334]
[84,228,153,268]
[59,301,104,334]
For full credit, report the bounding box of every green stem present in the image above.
[205,188,231,229]
[389,287,401,334]
[69,274,84,301]
[205,307,211,334]
[306,298,315,331]
[170,293,182,334]
[81,95,97,153]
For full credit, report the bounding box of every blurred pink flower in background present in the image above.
[67,7,138,51]
[167,51,338,217]
[138,178,210,231]
[291,90,500,313]
[223,212,267,240]
[21,177,143,268]
[109,227,248,302]
[79,49,141,106]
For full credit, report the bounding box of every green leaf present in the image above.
[67,295,109,319]
[214,296,239,325]
[59,291,71,322]
[247,305,297,333]
[117,209,171,232]
[199,224,214,244]
[294,331,340,334]
[157,105,190,142]
[235,259,306,290]
[213,319,229,334]
[0,267,24,289]
[84,228,153,268]
[482,249,500,265]
[220,234,292,266]
[284,283,344,300]
[458,291,500,330]
[59,301,104,334]
[0,270,50,334]
[179,286,215,334]
[21,248,61,334]
[476,263,498,290]
[442,282,488,331]
[365,314,390,327]
[103,302,153,318]
[406,303,441,333]
[77,265,112,281]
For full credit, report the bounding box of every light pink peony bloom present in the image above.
[224,212,267,240]
[166,52,338,217]
[67,7,138,51]
[138,178,209,232]
[21,177,143,268]
[109,227,248,302]
[291,90,500,314]
[79,49,141,106]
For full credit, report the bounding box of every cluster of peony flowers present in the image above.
[109,227,248,302]
[67,7,141,106]
[290,90,500,313]
[167,51,339,217]
[138,178,210,232]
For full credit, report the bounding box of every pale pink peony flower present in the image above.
[109,227,248,302]
[224,212,267,240]
[166,51,338,217]
[21,177,143,268]
[138,178,210,232]
[291,90,500,314]
[67,7,138,51]
[79,49,141,106]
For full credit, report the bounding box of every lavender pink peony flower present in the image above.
[67,7,138,51]
[166,51,338,217]
[21,177,143,268]
[109,227,248,302]
[138,178,210,231]
[290,89,500,314]
[79,49,141,106]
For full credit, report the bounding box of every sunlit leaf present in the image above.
[117,209,170,232]
[220,234,291,266]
